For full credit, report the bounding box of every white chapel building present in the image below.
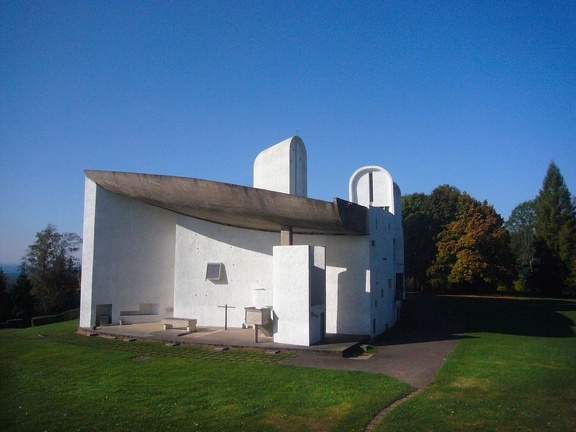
[79,136,404,346]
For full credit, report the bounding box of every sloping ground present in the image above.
[379,295,576,431]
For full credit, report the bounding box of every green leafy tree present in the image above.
[22,224,82,315]
[429,200,514,291]
[429,185,469,229]
[505,200,536,291]
[531,162,576,295]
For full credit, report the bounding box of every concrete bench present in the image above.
[119,311,161,325]
[161,318,197,332]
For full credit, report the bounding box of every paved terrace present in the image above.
[88,322,367,356]
[81,294,461,389]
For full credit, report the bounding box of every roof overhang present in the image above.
[85,170,367,235]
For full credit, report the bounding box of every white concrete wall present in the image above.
[80,173,402,340]
[173,214,372,335]
[79,179,176,327]
[174,216,277,327]
[310,247,327,343]
[348,166,405,336]
[295,234,371,335]
[253,136,307,197]
[79,179,97,328]
[272,245,325,346]
[368,207,398,336]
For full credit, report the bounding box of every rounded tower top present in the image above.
[253,136,307,197]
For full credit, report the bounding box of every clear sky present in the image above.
[1,1,575,264]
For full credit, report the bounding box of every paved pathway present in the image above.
[284,294,462,388]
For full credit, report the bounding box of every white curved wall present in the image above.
[80,187,401,337]
[173,215,372,334]
[80,179,176,327]
[174,217,277,327]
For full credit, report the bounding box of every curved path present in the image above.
[284,294,462,388]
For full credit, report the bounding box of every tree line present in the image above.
[403,161,576,296]
[0,224,81,326]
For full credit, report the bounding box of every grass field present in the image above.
[0,320,412,432]
[2,296,574,431]
[380,296,576,431]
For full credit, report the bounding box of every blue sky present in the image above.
[1,1,575,264]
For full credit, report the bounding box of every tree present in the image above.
[403,186,488,291]
[0,268,13,323]
[402,193,435,291]
[425,186,475,290]
[505,200,536,291]
[531,162,576,295]
[428,200,514,291]
[429,185,469,229]
[22,224,82,315]
[10,267,35,326]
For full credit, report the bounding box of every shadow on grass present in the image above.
[376,293,576,347]
[439,295,576,338]
[374,293,472,347]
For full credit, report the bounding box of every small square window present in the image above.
[206,263,223,281]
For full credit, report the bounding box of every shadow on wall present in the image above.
[336,269,369,334]
[177,217,277,256]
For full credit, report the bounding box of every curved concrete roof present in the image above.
[85,170,367,235]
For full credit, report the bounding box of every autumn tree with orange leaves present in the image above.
[403,185,513,292]
[427,199,514,291]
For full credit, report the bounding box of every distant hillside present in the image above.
[1,264,20,287]
[0,263,19,276]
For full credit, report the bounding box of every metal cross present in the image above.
[217,304,236,330]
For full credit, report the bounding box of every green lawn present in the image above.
[380,296,576,431]
[0,321,412,432]
[3,296,574,431]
